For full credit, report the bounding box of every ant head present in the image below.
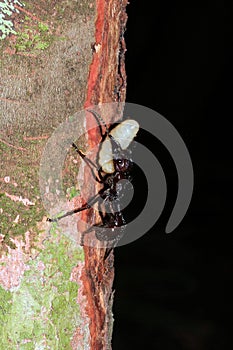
[114,157,132,172]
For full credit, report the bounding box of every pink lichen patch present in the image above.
[71,328,86,350]
[21,339,32,344]
[0,237,30,290]
[70,262,90,349]
[5,192,35,206]
[71,262,87,309]
[24,231,31,252]
[37,260,45,271]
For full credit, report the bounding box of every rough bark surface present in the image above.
[0,0,127,348]
[77,0,128,348]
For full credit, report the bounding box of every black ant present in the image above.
[47,110,139,249]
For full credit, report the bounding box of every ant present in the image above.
[47,109,139,249]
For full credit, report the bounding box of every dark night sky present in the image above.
[112,2,233,349]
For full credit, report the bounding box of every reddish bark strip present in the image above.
[14,4,45,23]
[78,0,128,348]
[84,0,127,109]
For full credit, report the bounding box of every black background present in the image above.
[112,2,232,349]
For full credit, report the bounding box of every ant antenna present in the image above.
[87,109,109,135]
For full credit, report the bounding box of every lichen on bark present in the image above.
[0,0,128,348]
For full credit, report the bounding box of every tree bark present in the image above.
[0,0,127,349]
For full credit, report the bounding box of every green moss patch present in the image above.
[0,230,84,349]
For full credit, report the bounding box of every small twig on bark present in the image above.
[23,135,49,141]
[14,4,45,23]
[0,138,27,151]
[16,52,37,58]
[0,97,22,103]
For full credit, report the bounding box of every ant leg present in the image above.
[80,201,125,253]
[87,109,109,137]
[104,247,113,260]
[109,134,124,152]
[72,142,102,183]
[47,193,100,222]
[47,203,90,222]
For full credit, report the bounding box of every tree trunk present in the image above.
[0,0,127,348]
